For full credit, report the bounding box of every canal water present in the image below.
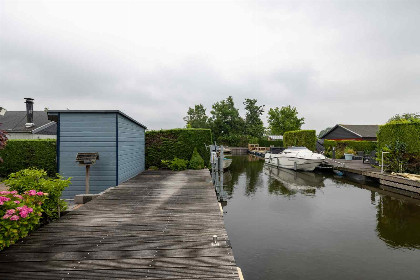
[222,155,420,280]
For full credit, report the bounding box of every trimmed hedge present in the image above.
[377,123,420,154]
[0,140,56,178]
[324,140,377,156]
[258,139,283,147]
[377,123,420,173]
[283,130,316,151]
[146,129,212,168]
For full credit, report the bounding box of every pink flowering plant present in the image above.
[0,190,47,250]
[4,168,70,220]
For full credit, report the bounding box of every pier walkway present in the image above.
[0,170,240,279]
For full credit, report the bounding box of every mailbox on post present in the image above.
[76,152,99,194]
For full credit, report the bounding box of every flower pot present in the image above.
[344,154,353,160]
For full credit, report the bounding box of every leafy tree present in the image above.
[243,99,265,138]
[387,113,420,124]
[267,105,304,135]
[209,96,245,141]
[318,127,332,138]
[183,104,209,128]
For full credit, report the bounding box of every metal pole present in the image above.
[85,165,90,194]
[381,152,390,174]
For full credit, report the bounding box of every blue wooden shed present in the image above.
[48,110,146,198]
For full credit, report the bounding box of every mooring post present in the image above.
[85,165,90,194]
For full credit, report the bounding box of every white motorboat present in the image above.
[265,147,325,171]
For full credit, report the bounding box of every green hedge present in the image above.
[0,140,56,178]
[258,139,283,147]
[324,140,377,153]
[377,123,420,173]
[283,130,316,151]
[146,129,212,168]
[377,123,420,154]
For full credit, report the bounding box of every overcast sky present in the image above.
[1,0,419,132]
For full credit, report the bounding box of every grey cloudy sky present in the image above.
[1,0,419,132]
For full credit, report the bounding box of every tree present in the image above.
[267,105,304,135]
[209,96,244,140]
[387,113,420,124]
[243,98,265,138]
[318,127,332,138]
[183,104,209,128]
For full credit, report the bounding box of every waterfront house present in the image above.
[0,98,56,139]
[320,124,379,141]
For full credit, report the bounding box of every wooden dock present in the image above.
[0,170,240,279]
[325,158,420,197]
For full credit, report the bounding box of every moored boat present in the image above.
[265,147,325,171]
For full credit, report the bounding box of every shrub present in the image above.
[0,139,56,177]
[148,166,159,171]
[377,122,420,173]
[189,148,205,170]
[283,130,316,151]
[323,140,377,159]
[344,147,355,155]
[146,129,212,168]
[4,168,71,221]
[168,158,189,171]
[0,190,47,250]
[258,139,283,147]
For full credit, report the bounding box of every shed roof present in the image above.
[321,124,379,139]
[47,110,147,129]
[0,111,57,134]
[339,124,379,138]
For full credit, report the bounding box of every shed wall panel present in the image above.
[118,115,145,184]
[59,113,117,198]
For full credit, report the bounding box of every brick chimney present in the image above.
[24,98,34,128]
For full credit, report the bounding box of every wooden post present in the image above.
[85,165,90,194]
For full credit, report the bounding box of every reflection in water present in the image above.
[223,156,420,280]
[264,165,325,196]
[224,155,264,197]
[376,196,420,249]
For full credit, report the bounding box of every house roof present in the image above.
[268,135,283,140]
[339,124,379,138]
[0,111,57,134]
[321,124,379,139]
[47,110,147,129]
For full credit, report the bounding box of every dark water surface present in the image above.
[222,156,420,280]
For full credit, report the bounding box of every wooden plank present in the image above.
[379,179,420,194]
[0,170,238,279]
[365,171,420,188]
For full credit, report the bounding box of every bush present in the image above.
[217,134,250,147]
[189,148,205,170]
[344,147,355,155]
[168,158,189,171]
[148,166,159,171]
[323,140,377,159]
[258,139,283,147]
[283,130,316,151]
[378,123,420,173]
[0,140,56,177]
[4,168,71,221]
[146,129,212,168]
[0,190,47,250]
